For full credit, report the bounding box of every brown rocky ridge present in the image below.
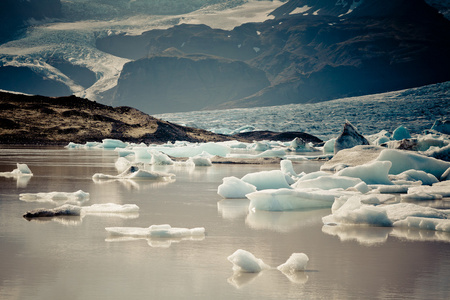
[0,92,322,145]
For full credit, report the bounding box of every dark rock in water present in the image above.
[334,122,370,154]
[23,204,82,219]
[232,131,322,144]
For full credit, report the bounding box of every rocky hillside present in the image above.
[0,0,62,43]
[98,0,450,112]
[0,91,321,145]
[113,51,270,114]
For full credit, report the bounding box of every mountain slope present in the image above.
[98,0,450,112]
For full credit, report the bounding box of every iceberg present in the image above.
[241,170,291,190]
[292,175,364,190]
[227,249,270,273]
[218,176,257,199]
[82,203,139,214]
[0,163,33,177]
[335,161,393,185]
[93,165,175,181]
[247,188,357,211]
[390,169,439,185]
[334,121,370,154]
[376,149,450,178]
[277,253,309,273]
[392,125,411,140]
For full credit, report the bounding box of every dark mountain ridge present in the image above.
[98,0,450,113]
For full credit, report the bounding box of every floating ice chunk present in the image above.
[369,184,415,194]
[424,144,450,162]
[292,175,363,190]
[385,203,448,222]
[247,188,356,211]
[296,171,331,182]
[241,170,291,190]
[23,204,82,219]
[277,253,309,273]
[105,224,205,238]
[376,149,450,178]
[254,141,270,151]
[227,249,270,273]
[82,203,139,214]
[354,182,370,194]
[115,157,132,172]
[322,196,392,226]
[431,119,450,134]
[321,145,384,172]
[186,155,213,166]
[334,121,370,154]
[133,147,152,162]
[407,184,450,197]
[256,149,286,158]
[20,190,89,205]
[93,165,175,181]
[102,139,127,149]
[0,163,33,177]
[150,150,174,165]
[218,176,257,199]
[322,138,336,153]
[335,161,393,185]
[153,142,230,158]
[441,167,450,181]
[280,160,299,178]
[393,217,450,232]
[289,138,317,152]
[390,170,439,185]
[392,125,411,140]
[401,192,443,201]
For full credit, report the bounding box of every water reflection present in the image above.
[279,270,309,284]
[92,177,175,190]
[227,272,262,288]
[246,209,328,232]
[391,227,450,243]
[322,224,450,245]
[0,173,32,188]
[322,225,391,246]
[105,235,205,248]
[217,199,249,219]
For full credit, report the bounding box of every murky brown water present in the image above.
[1,146,449,300]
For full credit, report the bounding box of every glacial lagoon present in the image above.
[1,146,450,300]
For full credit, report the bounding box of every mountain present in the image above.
[113,51,270,114]
[98,0,450,112]
[0,0,62,43]
[0,91,321,145]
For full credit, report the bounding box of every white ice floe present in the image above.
[186,155,213,166]
[227,249,270,273]
[292,175,364,190]
[376,149,450,178]
[393,217,450,232]
[390,169,439,185]
[247,188,358,211]
[105,224,205,238]
[392,125,411,140]
[82,203,139,214]
[241,170,291,190]
[277,253,309,273]
[323,195,449,230]
[19,190,89,205]
[93,165,175,181]
[218,176,257,199]
[335,161,393,185]
[0,163,33,177]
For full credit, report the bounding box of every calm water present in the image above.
[1,146,450,300]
